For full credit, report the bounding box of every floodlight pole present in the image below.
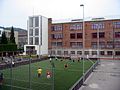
[29,53,31,90]
[97,24,100,63]
[80,4,85,84]
[10,56,13,90]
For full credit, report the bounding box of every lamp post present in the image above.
[80,4,85,85]
[97,24,100,63]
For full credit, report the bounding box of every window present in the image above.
[51,34,63,39]
[35,28,39,36]
[115,41,120,48]
[91,42,97,48]
[70,33,75,39]
[51,50,55,55]
[115,32,120,38]
[99,42,105,48]
[92,51,97,55]
[52,25,62,31]
[113,22,120,29]
[77,51,82,55]
[77,33,82,38]
[92,23,104,30]
[70,24,83,30]
[92,33,97,38]
[57,42,62,47]
[85,51,89,55]
[29,29,33,36]
[57,51,61,55]
[92,32,105,38]
[70,42,82,48]
[107,51,113,55]
[77,42,83,48]
[35,17,39,27]
[107,42,113,48]
[64,51,68,55]
[71,51,75,55]
[29,37,33,45]
[51,42,56,47]
[29,17,33,27]
[100,51,105,55]
[35,37,39,45]
[99,32,105,38]
[115,51,120,55]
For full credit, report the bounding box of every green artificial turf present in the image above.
[0,59,95,90]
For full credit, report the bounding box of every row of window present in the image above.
[50,32,120,39]
[51,50,120,56]
[51,21,120,31]
[50,41,120,48]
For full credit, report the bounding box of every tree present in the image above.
[1,31,8,44]
[10,26,16,44]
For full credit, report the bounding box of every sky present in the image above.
[0,0,120,29]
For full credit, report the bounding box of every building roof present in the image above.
[52,15,120,24]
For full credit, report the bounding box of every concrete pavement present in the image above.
[79,60,120,90]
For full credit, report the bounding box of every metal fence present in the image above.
[69,60,99,90]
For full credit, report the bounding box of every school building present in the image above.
[48,17,120,59]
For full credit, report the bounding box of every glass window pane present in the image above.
[35,17,39,27]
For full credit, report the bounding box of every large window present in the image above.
[35,37,39,45]
[70,33,75,39]
[92,23,104,30]
[115,32,120,38]
[107,51,113,55]
[35,28,39,36]
[85,51,89,55]
[29,37,33,45]
[100,51,105,55]
[115,41,120,48]
[115,51,120,55]
[77,51,82,55]
[92,32,105,38]
[29,17,33,27]
[35,17,39,27]
[107,42,113,48]
[99,32,105,38]
[113,22,120,29]
[70,24,83,30]
[51,25,62,31]
[71,51,75,55]
[70,42,83,48]
[92,33,97,38]
[57,42,62,47]
[51,42,62,47]
[29,29,33,36]
[99,42,105,48]
[77,33,82,39]
[92,51,97,55]
[64,51,68,55]
[91,42,97,48]
[51,34,63,39]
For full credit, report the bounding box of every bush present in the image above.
[0,44,17,52]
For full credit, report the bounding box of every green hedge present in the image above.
[0,44,17,52]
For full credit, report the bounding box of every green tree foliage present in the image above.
[10,26,16,44]
[1,31,8,44]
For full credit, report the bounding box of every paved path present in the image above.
[79,60,120,90]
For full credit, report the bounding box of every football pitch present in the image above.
[1,59,95,90]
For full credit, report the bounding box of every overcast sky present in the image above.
[0,0,120,29]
